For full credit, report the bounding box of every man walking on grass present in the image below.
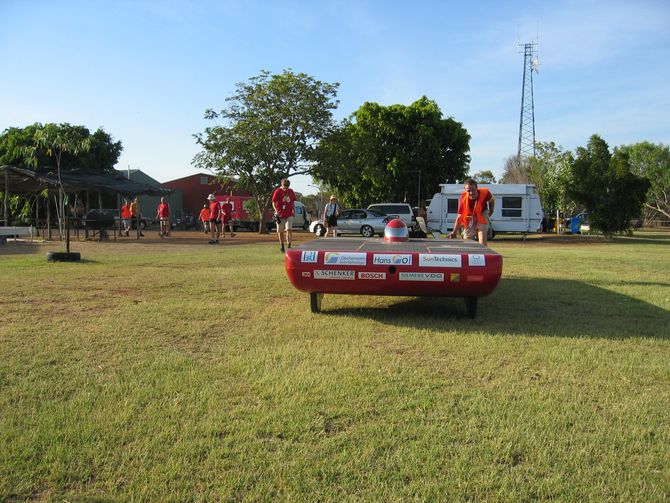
[271,178,295,253]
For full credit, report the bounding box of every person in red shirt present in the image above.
[156,197,170,238]
[120,199,132,236]
[448,178,495,245]
[207,194,221,244]
[271,178,296,252]
[199,204,211,234]
[220,200,235,238]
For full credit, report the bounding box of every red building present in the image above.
[161,173,248,216]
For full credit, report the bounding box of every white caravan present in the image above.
[426,183,543,237]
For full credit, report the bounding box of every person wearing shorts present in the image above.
[448,178,495,246]
[271,178,295,253]
[207,194,221,244]
[156,197,170,237]
[199,204,210,233]
[221,200,235,238]
[323,196,340,237]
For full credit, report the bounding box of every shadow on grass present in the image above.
[322,278,670,340]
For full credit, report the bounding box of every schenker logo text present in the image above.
[314,270,355,280]
[372,254,412,265]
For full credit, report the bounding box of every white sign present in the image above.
[324,252,367,266]
[358,271,387,280]
[314,270,356,280]
[468,254,486,266]
[399,272,444,282]
[418,254,462,268]
[372,254,413,266]
[301,250,318,263]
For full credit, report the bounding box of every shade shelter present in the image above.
[1,165,171,240]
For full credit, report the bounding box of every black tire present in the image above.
[465,297,477,318]
[361,225,374,238]
[314,224,325,237]
[46,251,81,262]
[310,292,323,313]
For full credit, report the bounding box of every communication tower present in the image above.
[517,42,539,158]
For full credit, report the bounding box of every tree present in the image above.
[193,69,339,232]
[33,124,91,252]
[312,97,470,208]
[529,141,575,218]
[500,154,532,184]
[567,135,650,237]
[617,142,670,221]
[472,170,496,183]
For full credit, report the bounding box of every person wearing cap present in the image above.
[207,194,221,244]
[323,195,340,237]
[271,178,295,252]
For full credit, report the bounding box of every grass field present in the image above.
[1,231,669,501]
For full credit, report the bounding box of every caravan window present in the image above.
[447,199,459,214]
[501,197,523,217]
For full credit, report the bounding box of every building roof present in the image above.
[0,165,170,196]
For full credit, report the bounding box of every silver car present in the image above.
[309,209,389,237]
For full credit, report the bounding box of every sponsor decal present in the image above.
[418,254,462,268]
[450,272,461,283]
[372,254,413,266]
[324,252,367,266]
[301,271,311,278]
[399,272,444,282]
[358,271,386,280]
[468,254,486,267]
[301,250,318,263]
[314,269,355,280]
[467,275,485,282]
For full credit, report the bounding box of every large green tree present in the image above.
[193,69,339,232]
[529,141,575,217]
[617,142,670,221]
[311,97,470,208]
[567,135,649,237]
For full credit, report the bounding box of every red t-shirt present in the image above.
[120,204,132,219]
[157,202,170,219]
[221,202,232,223]
[271,187,295,219]
[209,201,221,221]
[199,207,210,222]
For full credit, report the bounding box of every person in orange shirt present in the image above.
[448,178,495,246]
[199,204,210,234]
[120,199,132,236]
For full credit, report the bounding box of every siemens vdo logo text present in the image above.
[372,254,412,265]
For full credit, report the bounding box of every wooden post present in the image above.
[3,171,8,226]
[47,189,52,240]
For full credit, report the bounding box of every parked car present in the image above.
[309,209,389,237]
[367,203,416,229]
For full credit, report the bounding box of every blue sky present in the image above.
[1,0,668,196]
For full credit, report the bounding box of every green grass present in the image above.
[1,232,669,501]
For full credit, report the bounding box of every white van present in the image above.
[426,183,543,237]
[367,203,416,230]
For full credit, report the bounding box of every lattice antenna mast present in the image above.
[517,41,539,159]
